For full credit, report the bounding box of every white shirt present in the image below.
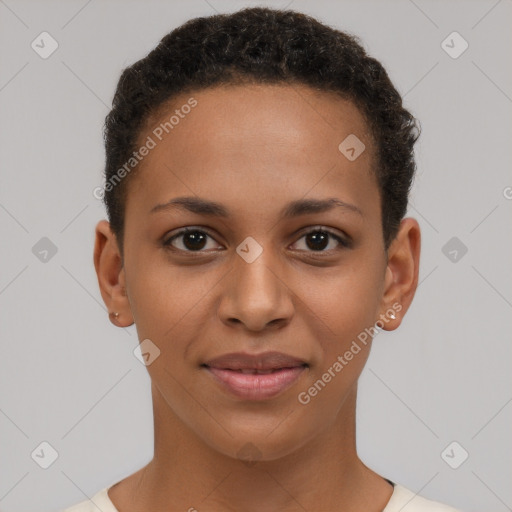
[61,481,462,511]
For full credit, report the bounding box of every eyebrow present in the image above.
[150,196,363,218]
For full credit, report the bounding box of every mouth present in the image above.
[201,351,309,400]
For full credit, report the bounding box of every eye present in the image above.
[163,226,350,254]
[163,228,222,252]
[291,227,350,252]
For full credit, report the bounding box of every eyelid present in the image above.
[163,226,222,250]
[292,225,351,249]
[163,225,351,252]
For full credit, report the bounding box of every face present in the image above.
[95,83,419,462]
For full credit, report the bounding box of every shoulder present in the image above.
[60,482,462,512]
[60,487,118,512]
[383,483,463,512]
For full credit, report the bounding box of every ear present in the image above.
[93,220,134,327]
[378,217,421,331]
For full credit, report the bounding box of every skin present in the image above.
[94,83,420,512]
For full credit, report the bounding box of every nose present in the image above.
[217,248,294,332]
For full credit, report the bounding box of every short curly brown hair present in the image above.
[102,6,420,254]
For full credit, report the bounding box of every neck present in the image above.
[109,384,393,512]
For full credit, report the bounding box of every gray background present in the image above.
[0,0,511,511]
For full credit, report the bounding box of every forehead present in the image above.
[142,83,373,156]
[125,83,379,225]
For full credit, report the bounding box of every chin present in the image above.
[192,414,319,464]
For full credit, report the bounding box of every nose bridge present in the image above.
[237,247,278,299]
[218,238,293,330]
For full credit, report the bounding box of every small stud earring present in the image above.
[110,312,119,319]
[389,312,396,320]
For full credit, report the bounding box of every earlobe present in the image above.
[379,217,421,331]
[93,220,134,327]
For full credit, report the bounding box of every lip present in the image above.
[202,351,308,400]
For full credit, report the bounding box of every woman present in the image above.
[64,7,461,511]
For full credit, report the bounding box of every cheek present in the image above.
[295,268,380,413]
[302,258,384,403]
[298,259,384,342]
[125,248,204,335]
[124,252,226,382]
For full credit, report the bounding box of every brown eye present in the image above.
[292,228,350,252]
[163,228,221,252]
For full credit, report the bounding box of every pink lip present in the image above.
[203,350,307,371]
[204,365,307,400]
[202,351,309,400]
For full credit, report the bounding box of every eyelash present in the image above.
[162,226,350,254]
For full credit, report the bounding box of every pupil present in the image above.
[306,232,328,251]
[181,231,330,251]
[184,231,206,250]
